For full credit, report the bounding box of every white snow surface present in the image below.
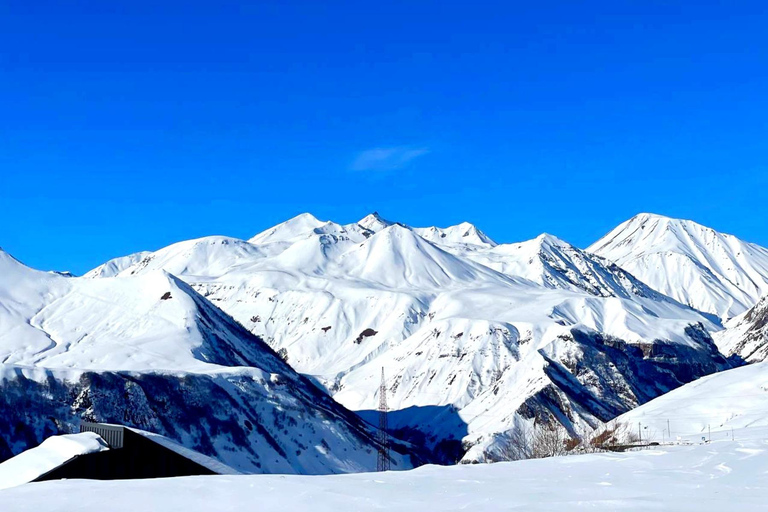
[3,437,768,511]
[0,432,107,490]
[589,213,768,320]
[80,213,730,462]
[0,248,269,372]
[617,362,768,441]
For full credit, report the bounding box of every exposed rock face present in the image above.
[714,295,768,363]
[0,366,415,474]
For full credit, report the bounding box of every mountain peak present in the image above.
[630,212,671,222]
[590,213,768,319]
[412,221,496,247]
[357,212,394,232]
[533,232,569,246]
[249,213,326,244]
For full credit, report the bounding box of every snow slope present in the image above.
[467,233,672,300]
[4,438,768,511]
[589,213,768,320]
[0,249,413,474]
[82,213,731,463]
[617,361,768,441]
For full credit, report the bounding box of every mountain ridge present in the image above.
[74,212,745,462]
[589,213,768,320]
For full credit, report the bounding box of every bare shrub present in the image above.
[494,419,641,462]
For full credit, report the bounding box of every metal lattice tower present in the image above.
[376,367,390,471]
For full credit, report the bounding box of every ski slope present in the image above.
[3,437,767,511]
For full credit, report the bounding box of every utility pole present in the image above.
[377,368,390,472]
[731,427,734,441]
[667,419,670,441]
[638,422,641,443]
[708,424,711,443]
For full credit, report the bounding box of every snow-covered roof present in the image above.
[0,432,109,490]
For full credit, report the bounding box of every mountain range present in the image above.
[49,211,765,464]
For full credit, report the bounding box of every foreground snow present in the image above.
[3,437,767,511]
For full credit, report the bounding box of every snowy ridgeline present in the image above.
[3,210,767,467]
[75,212,762,462]
[2,434,767,512]
[589,213,768,321]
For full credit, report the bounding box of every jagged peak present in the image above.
[357,211,394,232]
[413,221,496,247]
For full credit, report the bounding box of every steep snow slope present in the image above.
[467,233,671,300]
[0,248,413,474]
[0,247,277,372]
[713,295,768,362]
[5,439,768,511]
[335,224,508,289]
[589,213,768,320]
[84,251,151,278]
[84,214,731,463]
[617,362,768,441]
[412,222,496,249]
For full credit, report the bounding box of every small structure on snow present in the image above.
[0,422,238,489]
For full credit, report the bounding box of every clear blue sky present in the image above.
[1,1,767,274]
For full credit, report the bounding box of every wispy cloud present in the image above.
[350,146,430,171]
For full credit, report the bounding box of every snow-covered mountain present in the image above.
[466,233,668,300]
[713,295,768,363]
[0,247,413,474]
[589,213,768,320]
[83,213,732,463]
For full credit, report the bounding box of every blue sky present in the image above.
[1,1,767,274]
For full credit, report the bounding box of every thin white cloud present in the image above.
[350,146,429,171]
